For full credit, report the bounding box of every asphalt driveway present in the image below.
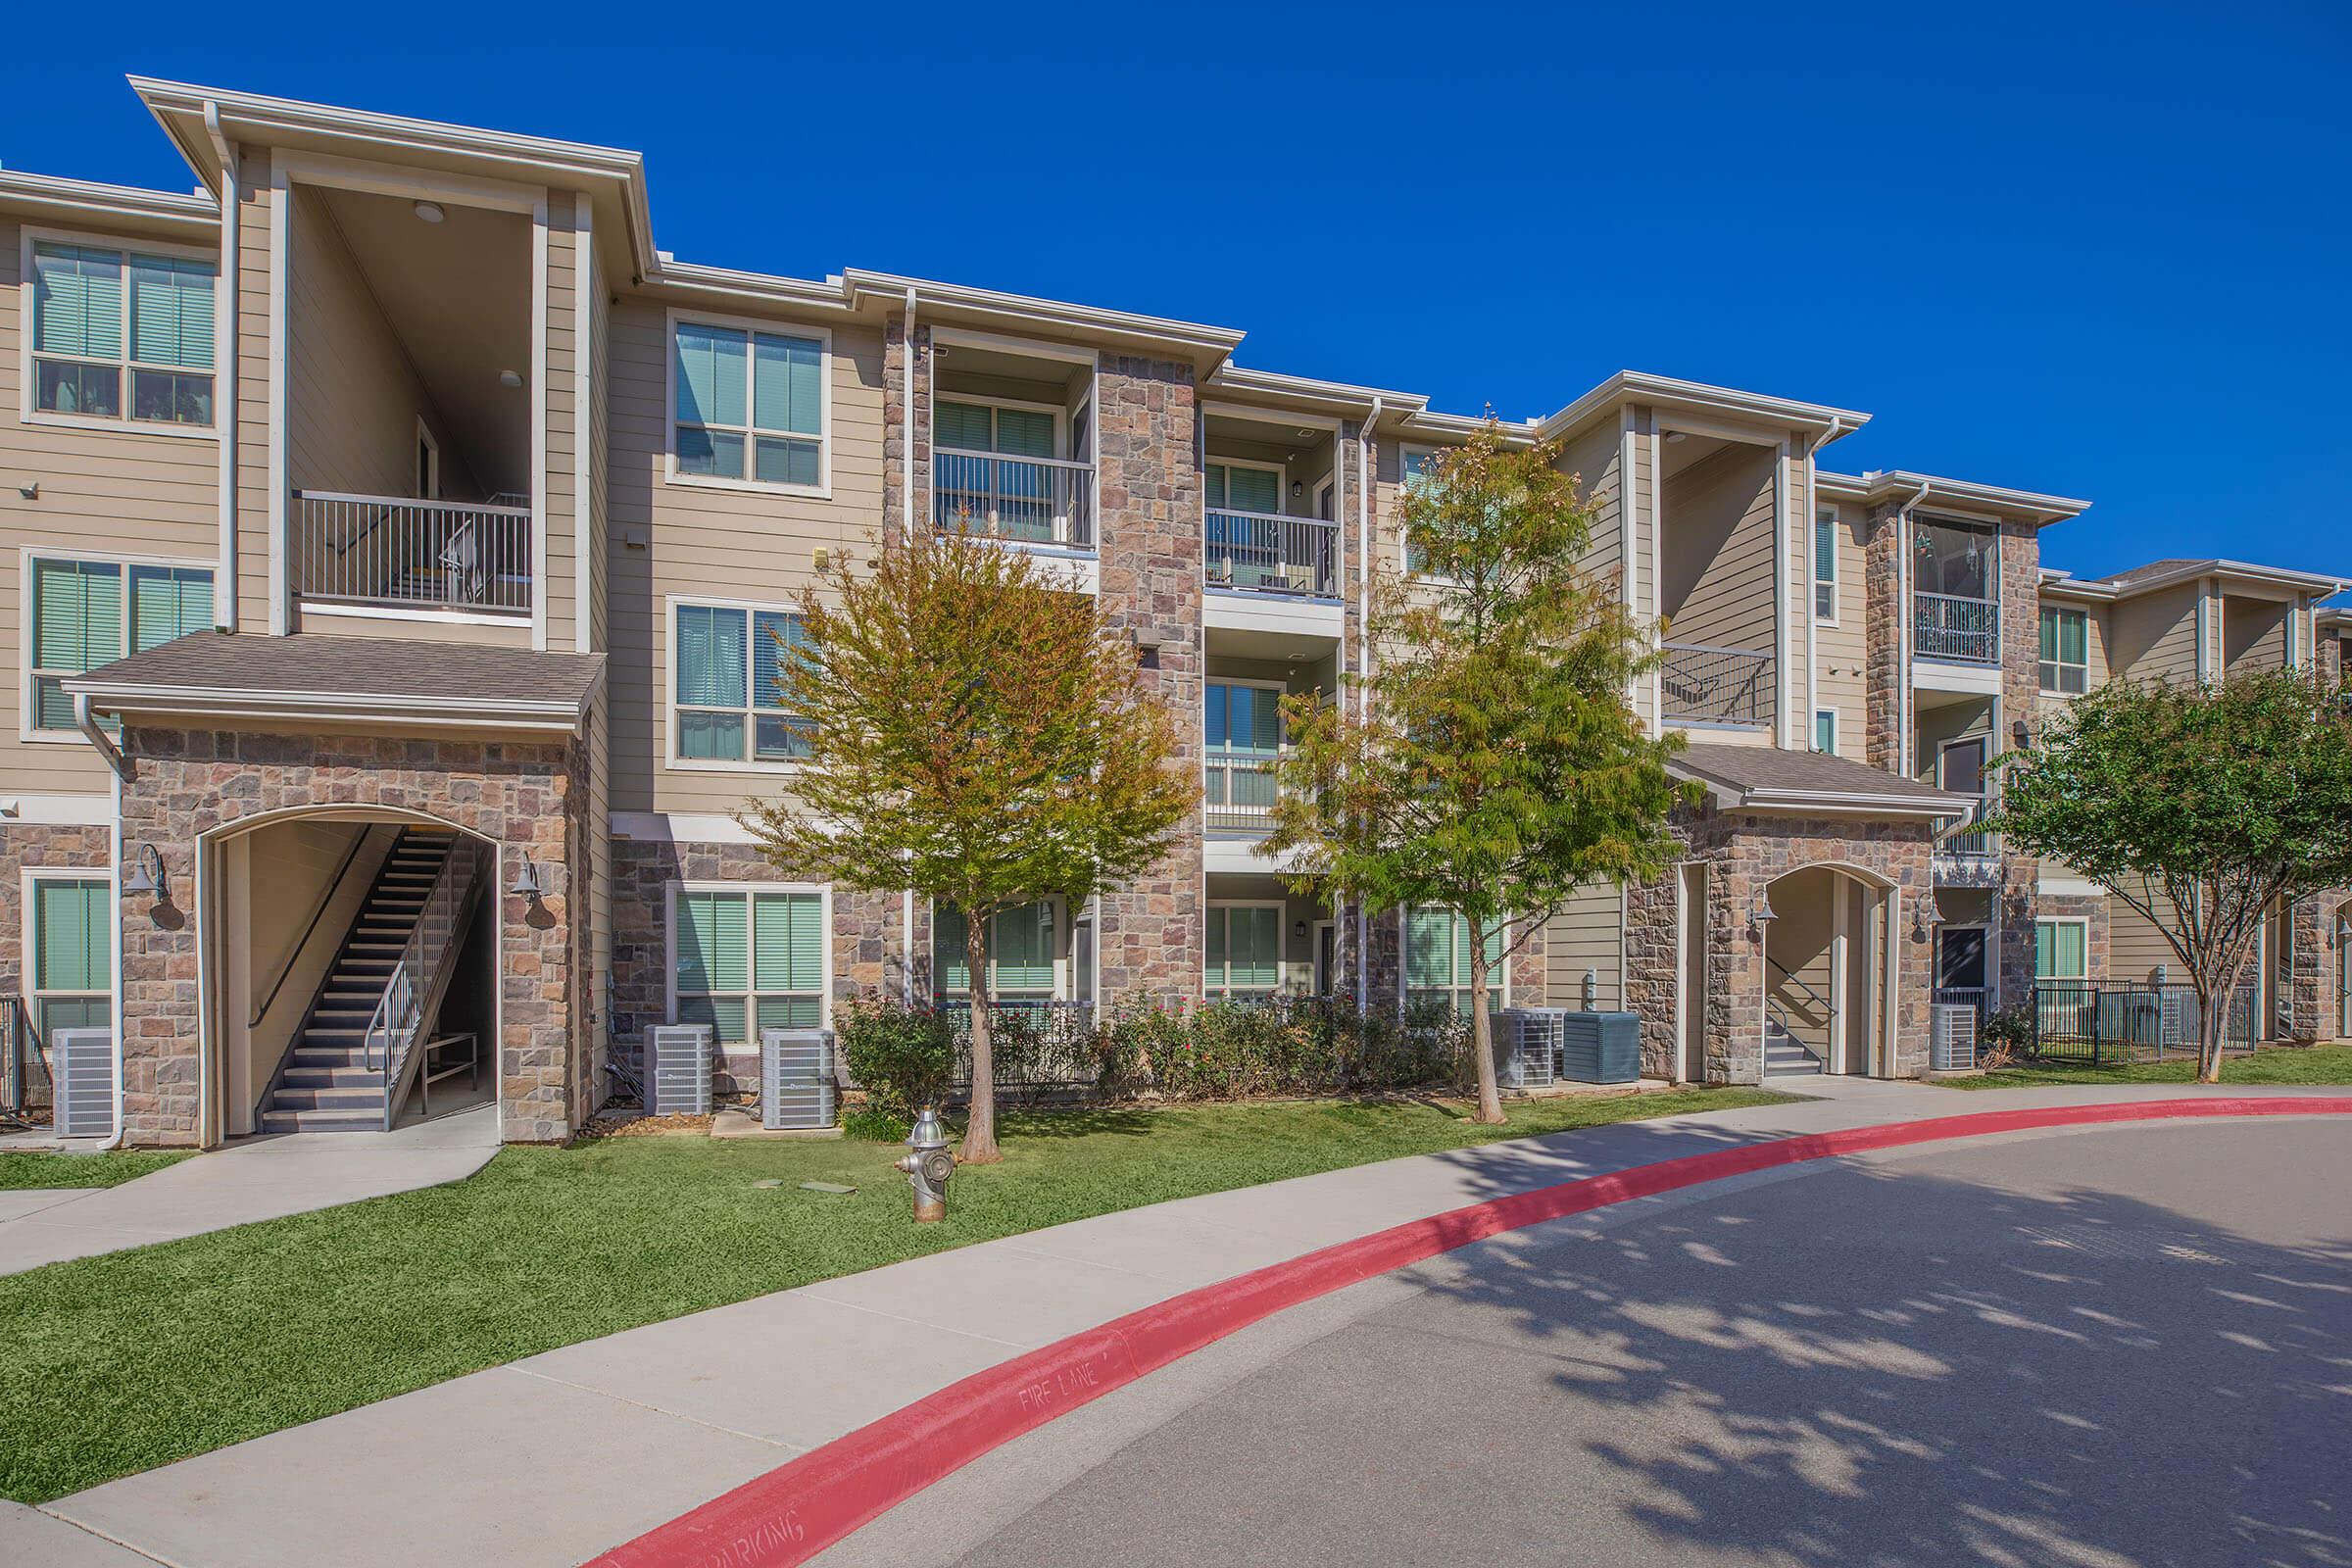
[819,1117,2352,1568]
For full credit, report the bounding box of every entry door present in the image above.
[1313,920,1338,997]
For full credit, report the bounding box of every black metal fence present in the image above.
[2031,981,2261,1064]
[1,995,52,1124]
[942,1001,1102,1103]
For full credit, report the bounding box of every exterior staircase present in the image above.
[1763,1017,1825,1076]
[258,828,459,1133]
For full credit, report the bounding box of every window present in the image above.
[1400,447,1441,576]
[670,318,827,490]
[29,875,113,1041]
[1405,906,1504,1015]
[27,557,214,733]
[937,400,1056,459]
[1813,510,1839,622]
[29,241,216,428]
[2039,607,2088,694]
[1814,709,1838,757]
[2035,918,2087,982]
[934,902,1059,1002]
[1205,904,1283,1000]
[671,601,812,766]
[1203,680,1283,827]
[1204,462,1281,516]
[671,888,826,1046]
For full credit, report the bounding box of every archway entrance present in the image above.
[1762,864,1895,1077]
[198,807,500,1144]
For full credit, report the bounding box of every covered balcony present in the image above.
[1201,411,1343,601]
[1912,515,2000,664]
[1201,631,1334,871]
[1916,691,2000,885]
[283,182,534,630]
[1657,431,1779,731]
[929,338,1096,553]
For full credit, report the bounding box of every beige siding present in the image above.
[586,239,611,655]
[2223,597,2289,674]
[606,300,886,813]
[2110,581,2202,683]
[1,215,223,797]
[543,195,579,652]
[1659,441,1779,737]
[1814,496,1867,758]
[233,149,272,632]
[1544,879,1623,1010]
[2105,877,2184,982]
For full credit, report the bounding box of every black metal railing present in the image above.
[941,1000,1100,1102]
[1203,510,1340,597]
[1660,642,1771,727]
[1,994,49,1123]
[1914,592,1999,664]
[2031,981,2261,1063]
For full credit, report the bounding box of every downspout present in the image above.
[1896,479,1931,779]
[75,694,130,1149]
[1354,395,1383,1010]
[204,102,239,630]
[1804,417,1844,750]
[74,694,131,784]
[901,287,917,1003]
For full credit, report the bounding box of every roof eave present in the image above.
[64,680,593,735]
[842,269,1246,368]
[1537,370,1872,445]
[0,170,219,236]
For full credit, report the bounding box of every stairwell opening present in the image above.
[1762,863,1892,1078]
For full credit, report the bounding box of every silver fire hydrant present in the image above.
[897,1106,954,1223]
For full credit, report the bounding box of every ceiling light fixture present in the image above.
[414,201,446,223]
[499,369,523,388]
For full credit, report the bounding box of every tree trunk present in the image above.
[1467,929,1505,1124]
[2196,983,2230,1086]
[960,921,1003,1163]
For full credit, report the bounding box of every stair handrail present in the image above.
[250,828,376,1029]
[1765,956,1838,1024]
[362,839,480,1130]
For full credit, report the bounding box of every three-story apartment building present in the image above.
[1,79,2342,1147]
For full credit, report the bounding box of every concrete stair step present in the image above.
[281,1065,381,1088]
[270,1086,386,1111]
[259,1107,385,1133]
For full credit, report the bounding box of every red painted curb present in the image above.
[586,1096,2352,1568]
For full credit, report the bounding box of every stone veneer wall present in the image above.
[1993,518,2044,1006]
[1093,354,1205,1004]
[1626,807,1936,1084]
[2034,892,2110,986]
[2285,893,2333,1045]
[115,728,588,1146]
[1862,503,1905,773]
[879,314,932,544]
[608,837,901,1093]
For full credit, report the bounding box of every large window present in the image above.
[671,887,826,1046]
[29,875,113,1041]
[670,318,827,491]
[2035,918,2088,982]
[671,601,812,766]
[1813,510,1839,622]
[27,557,214,734]
[2039,607,2089,695]
[1405,906,1505,1015]
[1205,904,1283,1000]
[936,400,1056,459]
[934,902,1059,1003]
[1204,462,1281,515]
[1203,680,1283,829]
[29,240,216,429]
[1400,447,1442,576]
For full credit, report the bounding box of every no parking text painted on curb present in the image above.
[587,1096,2352,1568]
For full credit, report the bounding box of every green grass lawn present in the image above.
[1939,1041,2352,1090]
[0,1151,190,1191]
[0,1086,1785,1503]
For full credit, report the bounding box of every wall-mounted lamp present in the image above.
[2011,717,2033,751]
[1293,919,1309,939]
[121,843,171,907]
[1914,889,1943,941]
[498,368,524,388]
[1290,479,1304,499]
[15,481,35,500]
[509,857,547,906]
[1750,891,1778,932]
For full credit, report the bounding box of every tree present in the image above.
[1264,419,1690,1123]
[744,528,1194,1161]
[1989,668,2352,1082]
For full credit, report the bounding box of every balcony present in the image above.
[932,449,1094,551]
[1204,512,1340,599]
[292,491,532,616]
[1660,642,1771,728]
[1914,592,1999,664]
[1934,796,2002,886]
[1204,750,1279,835]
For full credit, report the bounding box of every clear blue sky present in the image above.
[7,0,2346,583]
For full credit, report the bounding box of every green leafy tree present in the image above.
[745,528,1195,1162]
[1989,668,2352,1082]
[1264,419,1690,1123]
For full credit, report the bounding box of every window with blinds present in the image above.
[1405,906,1505,1015]
[673,602,814,765]
[1813,511,1839,622]
[28,558,213,731]
[2039,607,2089,695]
[31,877,113,1040]
[1205,905,1283,999]
[933,903,1059,1002]
[2035,919,2087,981]
[936,401,1056,459]
[671,318,827,489]
[672,889,826,1044]
[31,241,216,427]
[1400,448,1445,576]
[1204,463,1281,515]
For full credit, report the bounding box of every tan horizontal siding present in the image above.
[1814,496,1866,757]
[1544,879,1623,1010]
[2111,582,2201,684]
[543,198,579,653]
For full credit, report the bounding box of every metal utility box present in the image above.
[50,1027,115,1138]
[1494,1008,1566,1090]
[1558,1011,1641,1084]
[1931,1004,1980,1072]
[760,1028,838,1130]
[645,1024,713,1115]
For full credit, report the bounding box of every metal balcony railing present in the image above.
[293,492,532,614]
[1914,591,1999,664]
[932,449,1095,550]
[1203,510,1340,598]
[1204,751,1280,834]
[1660,642,1771,727]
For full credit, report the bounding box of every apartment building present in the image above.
[1,80,2343,1148]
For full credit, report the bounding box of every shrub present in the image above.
[841,1105,911,1143]
[1981,1004,2035,1069]
[836,997,956,1118]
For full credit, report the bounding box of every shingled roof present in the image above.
[1672,743,1973,819]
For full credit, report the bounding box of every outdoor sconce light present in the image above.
[1915,889,1943,941]
[509,857,547,905]
[1290,479,1304,499]
[1750,891,1778,932]
[2012,717,2033,751]
[121,843,170,907]
[1293,919,1309,939]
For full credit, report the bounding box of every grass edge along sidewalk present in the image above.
[1938,1041,2352,1091]
[0,1151,189,1191]
[0,1085,1785,1504]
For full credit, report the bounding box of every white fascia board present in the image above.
[1208,365,1429,417]
[842,268,1246,363]
[0,170,219,234]
[1665,763,1969,820]
[64,682,591,734]
[1401,409,1541,445]
[1857,469,2090,522]
[1536,370,1872,446]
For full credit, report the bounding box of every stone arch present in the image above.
[1763,861,1897,1077]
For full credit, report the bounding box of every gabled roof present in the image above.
[1816,469,2089,524]
[2043,559,2349,601]
[1672,744,1973,820]
[65,632,604,734]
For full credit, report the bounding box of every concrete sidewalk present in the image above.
[0,1102,499,1276]
[23,1081,2345,1568]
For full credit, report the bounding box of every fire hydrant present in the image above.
[897,1106,954,1222]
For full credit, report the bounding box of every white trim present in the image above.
[0,793,113,825]
[924,321,1106,368]
[1310,917,1339,996]
[1200,399,1346,434]
[612,810,759,845]
[663,593,811,775]
[2037,603,2090,697]
[413,416,441,499]
[1909,659,2004,697]
[1813,707,1839,758]
[1202,453,1286,509]
[661,306,835,501]
[1396,443,1457,584]
[1775,439,1792,748]
[1203,898,1290,998]
[530,194,548,652]
[2036,872,2104,899]
[68,681,588,732]
[663,880,834,1037]
[15,223,224,442]
[266,151,289,634]
[1811,504,1841,626]
[297,601,522,629]
[19,545,220,746]
[929,894,1073,1003]
[2033,914,2090,982]
[571,199,594,655]
[1396,905,1512,1010]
